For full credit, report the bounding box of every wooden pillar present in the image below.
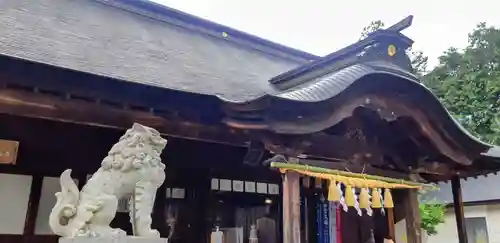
[387,208,396,240]
[282,158,301,243]
[404,189,422,243]
[153,181,167,237]
[451,176,468,243]
[24,175,43,235]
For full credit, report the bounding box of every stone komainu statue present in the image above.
[49,123,167,238]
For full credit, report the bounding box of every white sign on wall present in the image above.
[232,180,244,192]
[166,187,185,199]
[171,188,185,199]
[166,187,171,198]
[219,179,232,191]
[268,184,279,195]
[211,178,219,190]
[210,178,280,196]
[256,182,268,194]
[244,181,256,193]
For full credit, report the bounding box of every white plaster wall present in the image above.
[396,204,500,243]
[35,177,58,235]
[35,176,79,235]
[425,205,488,243]
[485,204,500,243]
[0,173,32,234]
[424,210,459,243]
[395,219,430,243]
[395,218,407,243]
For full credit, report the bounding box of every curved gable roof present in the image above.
[222,17,500,177]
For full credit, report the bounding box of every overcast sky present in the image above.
[151,0,499,68]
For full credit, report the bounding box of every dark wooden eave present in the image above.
[0,86,249,147]
[0,53,254,146]
[225,69,500,180]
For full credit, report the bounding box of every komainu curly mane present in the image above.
[49,123,167,238]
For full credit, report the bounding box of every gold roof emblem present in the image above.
[387,44,397,56]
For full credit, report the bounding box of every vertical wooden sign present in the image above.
[0,140,19,164]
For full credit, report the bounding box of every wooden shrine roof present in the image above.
[1,2,500,179]
[0,0,316,103]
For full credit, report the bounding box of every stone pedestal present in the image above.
[59,236,168,243]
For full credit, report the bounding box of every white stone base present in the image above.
[59,236,168,243]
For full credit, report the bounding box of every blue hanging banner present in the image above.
[316,194,324,243]
[320,195,330,243]
[329,202,337,243]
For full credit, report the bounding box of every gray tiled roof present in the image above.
[423,173,500,204]
[0,0,315,102]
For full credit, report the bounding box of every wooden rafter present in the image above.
[299,159,413,180]
[0,88,249,146]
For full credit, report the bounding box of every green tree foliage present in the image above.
[419,203,445,235]
[360,20,500,144]
[359,20,386,40]
[418,189,445,235]
[425,23,500,144]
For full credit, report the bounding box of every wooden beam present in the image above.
[404,189,422,243]
[282,158,301,243]
[305,134,386,166]
[451,176,468,243]
[0,88,248,146]
[271,162,430,188]
[300,159,412,180]
[262,133,389,167]
[24,175,43,235]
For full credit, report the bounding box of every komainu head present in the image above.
[102,123,167,171]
